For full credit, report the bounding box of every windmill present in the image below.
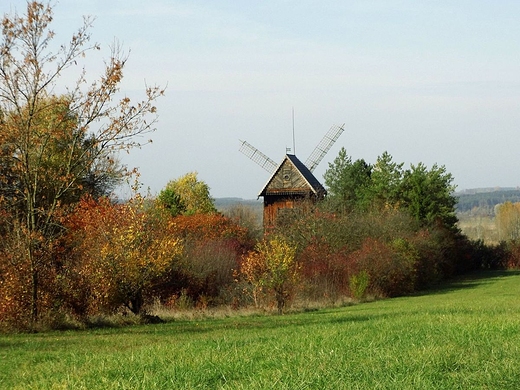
[239,123,345,228]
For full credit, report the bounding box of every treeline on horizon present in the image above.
[215,189,520,216]
[456,189,520,214]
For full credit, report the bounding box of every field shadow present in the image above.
[415,269,520,296]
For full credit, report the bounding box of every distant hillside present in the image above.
[456,188,520,213]
[215,190,520,217]
[214,197,262,210]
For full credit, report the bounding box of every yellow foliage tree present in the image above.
[158,172,217,216]
[496,201,520,242]
[65,195,182,316]
[241,235,299,314]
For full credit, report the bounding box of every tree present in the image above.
[367,151,404,210]
[0,2,164,323]
[1,96,121,213]
[323,147,372,212]
[240,235,299,314]
[158,172,216,216]
[495,202,520,242]
[324,148,457,230]
[156,186,186,216]
[401,163,458,229]
[62,195,182,316]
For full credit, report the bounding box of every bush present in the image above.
[409,229,444,289]
[349,270,369,300]
[177,239,240,305]
[298,238,350,303]
[506,241,520,269]
[153,213,253,307]
[60,196,183,317]
[351,238,416,297]
[240,235,300,314]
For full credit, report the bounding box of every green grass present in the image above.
[2,271,520,389]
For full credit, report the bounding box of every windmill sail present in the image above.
[239,140,278,174]
[305,124,345,172]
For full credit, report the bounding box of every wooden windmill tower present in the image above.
[240,124,344,228]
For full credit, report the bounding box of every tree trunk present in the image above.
[31,267,38,322]
[276,290,285,315]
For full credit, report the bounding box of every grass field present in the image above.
[2,271,520,389]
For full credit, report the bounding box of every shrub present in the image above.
[240,235,300,314]
[409,229,444,289]
[298,238,350,302]
[61,196,182,317]
[0,223,58,329]
[349,270,369,300]
[177,239,239,305]
[153,213,253,306]
[351,238,416,297]
[506,240,520,269]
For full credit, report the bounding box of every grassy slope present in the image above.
[2,271,520,389]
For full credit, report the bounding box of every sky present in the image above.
[4,1,520,199]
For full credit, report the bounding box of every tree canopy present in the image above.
[323,147,371,212]
[323,148,457,229]
[157,172,217,216]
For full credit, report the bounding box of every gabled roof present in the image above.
[258,154,326,197]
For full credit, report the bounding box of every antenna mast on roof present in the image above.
[292,107,296,155]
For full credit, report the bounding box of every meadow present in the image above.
[1,270,520,389]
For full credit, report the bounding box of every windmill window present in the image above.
[282,169,291,182]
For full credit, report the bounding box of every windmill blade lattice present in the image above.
[239,140,278,174]
[305,124,345,172]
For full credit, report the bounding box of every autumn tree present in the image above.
[1,96,121,214]
[495,202,520,242]
[0,2,164,323]
[62,195,182,316]
[240,235,299,314]
[157,172,216,216]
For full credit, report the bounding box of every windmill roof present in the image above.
[258,154,326,197]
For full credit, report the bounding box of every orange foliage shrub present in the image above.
[0,221,57,329]
[507,241,520,269]
[61,196,182,316]
[171,213,250,243]
[0,242,32,328]
[151,212,253,307]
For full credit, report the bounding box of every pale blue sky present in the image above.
[4,1,520,198]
